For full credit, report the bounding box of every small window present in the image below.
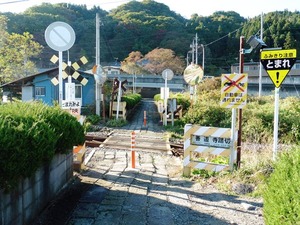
[35,87,45,96]
[75,84,82,99]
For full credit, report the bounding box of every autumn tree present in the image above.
[121,51,148,75]
[0,23,43,84]
[143,48,185,75]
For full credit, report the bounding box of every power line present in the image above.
[0,0,28,5]
[204,27,242,47]
[99,0,131,6]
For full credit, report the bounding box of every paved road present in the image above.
[121,98,164,132]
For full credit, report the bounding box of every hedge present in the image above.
[0,101,85,191]
[121,93,142,109]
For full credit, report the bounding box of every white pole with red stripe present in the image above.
[131,131,136,168]
[143,111,147,127]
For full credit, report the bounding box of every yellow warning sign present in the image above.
[260,49,297,88]
[261,49,297,59]
[265,70,290,88]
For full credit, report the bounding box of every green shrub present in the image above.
[122,93,141,109]
[171,92,191,111]
[263,147,300,224]
[154,92,190,111]
[106,118,127,127]
[153,94,161,102]
[180,79,300,145]
[0,101,85,191]
[0,114,57,190]
[182,101,231,128]
[34,104,85,153]
[278,97,300,144]
[192,169,218,178]
[86,114,101,125]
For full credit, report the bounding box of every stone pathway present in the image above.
[67,148,264,225]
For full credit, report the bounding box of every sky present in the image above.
[0,0,299,18]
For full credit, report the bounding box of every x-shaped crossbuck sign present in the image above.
[50,55,89,86]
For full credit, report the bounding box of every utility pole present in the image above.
[95,13,101,116]
[237,36,245,168]
[96,13,100,66]
[191,38,195,64]
[258,12,263,97]
[195,33,198,65]
[201,44,205,73]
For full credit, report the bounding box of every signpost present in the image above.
[45,22,75,107]
[260,49,297,160]
[157,101,164,122]
[93,65,107,116]
[111,78,127,119]
[162,69,174,126]
[220,73,248,169]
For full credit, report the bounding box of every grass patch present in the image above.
[189,143,275,197]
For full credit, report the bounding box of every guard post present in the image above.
[131,131,136,168]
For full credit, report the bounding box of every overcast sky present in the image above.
[0,0,299,18]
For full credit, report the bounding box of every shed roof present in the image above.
[0,67,94,92]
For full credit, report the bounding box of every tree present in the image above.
[143,48,185,75]
[0,30,43,84]
[283,31,297,49]
[0,16,8,48]
[121,51,148,74]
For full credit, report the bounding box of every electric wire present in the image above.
[0,0,28,5]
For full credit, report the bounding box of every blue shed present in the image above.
[1,68,96,109]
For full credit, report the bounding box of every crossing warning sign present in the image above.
[260,49,297,88]
[220,74,248,109]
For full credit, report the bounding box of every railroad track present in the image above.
[85,135,107,147]
[84,133,184,157]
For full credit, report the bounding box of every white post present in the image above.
[230,108,237,170]
[171,99,174,127]
[164,78,167,126]
[116,80,122,119]
[96,82,100,115]
[191,38,195,64]
[58,51,63,107]
[273,87,280,160]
